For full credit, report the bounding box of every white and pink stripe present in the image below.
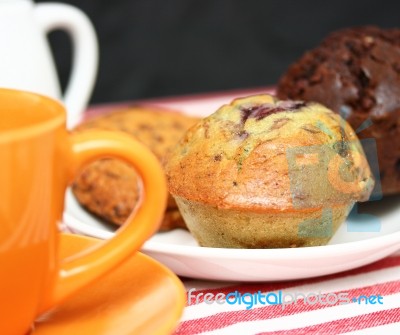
[175,252,400,335]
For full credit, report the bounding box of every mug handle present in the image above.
[34,3,98,128]
[40,130,167,313]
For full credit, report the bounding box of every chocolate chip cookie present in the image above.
[72,106,199,230]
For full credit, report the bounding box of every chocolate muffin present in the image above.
[277,26,400,195]
[165,94,374,248]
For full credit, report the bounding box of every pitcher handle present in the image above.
[35,3,99,128]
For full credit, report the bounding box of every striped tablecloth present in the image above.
[174,250,400,335]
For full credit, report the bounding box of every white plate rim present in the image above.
[64,211,400,260]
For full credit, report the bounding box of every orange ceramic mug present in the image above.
[0,89,167,335]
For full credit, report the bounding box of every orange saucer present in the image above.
[33,234,185,335]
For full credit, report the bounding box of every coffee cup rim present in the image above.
[0,88,66,143]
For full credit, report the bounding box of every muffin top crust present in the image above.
[165,94,374,212]
[277,26,400,120]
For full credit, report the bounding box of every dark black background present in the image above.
[37,0,400,104]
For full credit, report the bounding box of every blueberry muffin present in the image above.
[277,26,400,195]
[165,94,374,248]
[72,106,198,231]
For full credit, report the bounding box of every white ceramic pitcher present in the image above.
[0,0,98,128]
